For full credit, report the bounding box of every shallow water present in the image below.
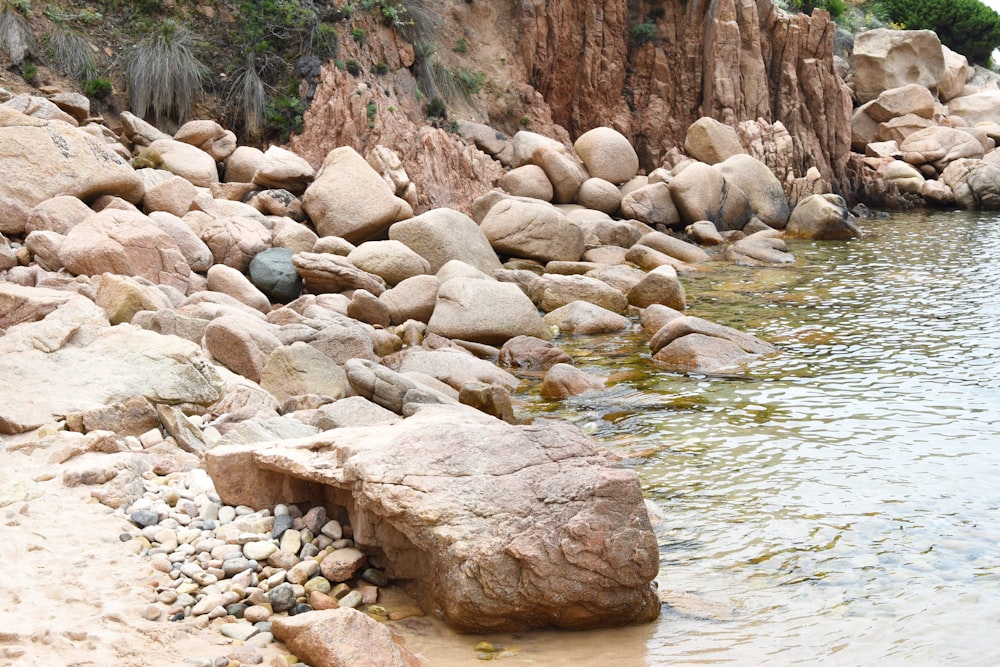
[399,211,1000,666]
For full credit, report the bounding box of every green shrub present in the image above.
[879,0,1000,64]
[22,60,36,82]
[373,61,389,75]
[126,19,205,125]
[345,58,361,75]
[366,101,377,128]
[630,19,657,45]
[83,77,113,98]
[452,37,468,53]
[424,96,447,118]
[350,27,365,44]
[264,86,307,141]
[454,68,485,95]
[47,26,97,80]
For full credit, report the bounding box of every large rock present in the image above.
[249,247,302,303]
[58,209,191,292]
[389,208,502,274]
[619,183,680,228]
[533,145,588,204]
[24,195,93,236]
[785,194,860,240]
[941,158,1000,209]
[572,127,637,185]
[427,277,549,345]
[900,126,985,172]
[867,84,935,123]
[392,348,519,393]
[347,240,430,286]
[714,154,790,229]
[199,215,272,273]
[292,252,387,296]
[724,230,795,265]
[379,274,439,325]
[938,46,974,103]
[543,301,629,334]
[498,335,572,371]
[302,146,413,242]
[627,265,686,310]
[530,273,628,314]
[147,138,219,188]
[174,119,237,162]
[480,199,585,262]
[669,162,752,231]
[947,90,1000,127]
[147,211,213,273]
[260,342,349,404]
[650,315,777,374]
[0,111,143,234]
[205,406,661,632]
[204,315,283,383]
[271,608,420,667]
[0,294,223,433]
[853,29,945,104]
[684,117,744,165]
[253,145,316,194]
[501,164,554,201]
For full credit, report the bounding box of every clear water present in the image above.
[400,211,1000,665]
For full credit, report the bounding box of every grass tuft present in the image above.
[0,2,37,65]
[227,54,268,140]
[47,26,97,80]
[126,19,205,126]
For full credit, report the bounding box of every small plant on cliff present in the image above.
[83,77,113,99]
[630,19,658,45]
[366,101,377,128]
[350,27,365,44]
[227,54,268,140]
[454,68,486,95]
[126,19,205,126]
[345,58,361,75]
[424,95,447,119]
[373,61,390,75]
[452,37,468,53]
[265,84,307,141]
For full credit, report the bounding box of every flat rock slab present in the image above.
[206,405,660,633]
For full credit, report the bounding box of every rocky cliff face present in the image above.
[292,0,852,211]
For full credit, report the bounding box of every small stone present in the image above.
[319,547,365,583]
[243,605,271,623]
[225,602,249,618]
[267,582,296,613]
[287,559,319,585]
[158,589,178,604]
[387,605,425,620]
[337,590,363,609]
[358,585,378,605]
[271,513,294,540]
[218,506,236,523]
[119,532,133,542]
[360,568,389,587]
[228,647,265,664]
[142,604,162,621]
[244,631,274,648]
[300,506,327,534]
[222,557,253,577]
[129,509,159,528]
[308,590,339,611]
[219,622,258,642]
[303,575,330,594]
[243,541,278,562]
[278,529,301,555]
[288,602,312,616]
[319,520,342,540]
[329,583,351,599]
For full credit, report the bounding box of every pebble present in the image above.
[320,520,342,540]
[267,582,296,612]
[243,541,277,561]
[119,469,406,647]
[129,509,159,528]
[338,590,363,609]
[219,622,258,642]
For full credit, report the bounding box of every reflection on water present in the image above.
[402,211,1000,666]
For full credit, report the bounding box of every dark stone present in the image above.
[360,568,389,587]
[272,513,294,540]
[226,602,249,618]
[119,533,133,542]
[129,509,159,528]
[288,602,313,616]
[249,247,302,304]
[268,582,296,613]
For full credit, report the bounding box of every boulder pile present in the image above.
[847,28,1000,208]
[0,83,807,655]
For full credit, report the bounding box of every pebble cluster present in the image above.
[120,468,420,663]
